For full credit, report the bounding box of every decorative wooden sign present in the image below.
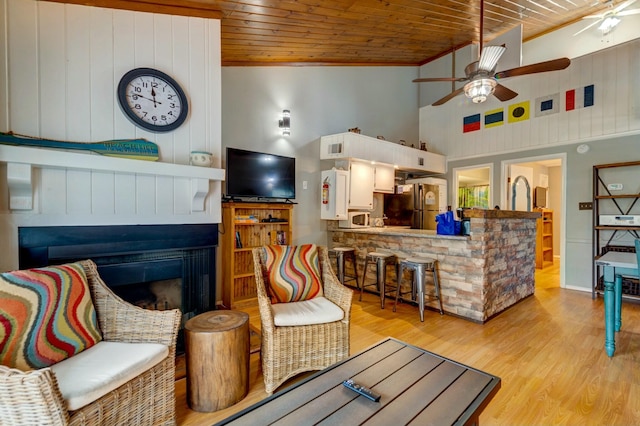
[0,132,159,161]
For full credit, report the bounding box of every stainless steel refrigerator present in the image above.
[405,177,447,230]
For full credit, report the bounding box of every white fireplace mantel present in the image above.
[0,144,225,212]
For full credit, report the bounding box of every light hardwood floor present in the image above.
[176,261,640,425]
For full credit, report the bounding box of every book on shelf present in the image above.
[268,230,286,245]
[234,215,259,223]
[235,231,243,248]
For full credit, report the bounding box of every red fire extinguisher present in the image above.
[322,178,329,204]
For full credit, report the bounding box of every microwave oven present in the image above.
[338,211,370,228]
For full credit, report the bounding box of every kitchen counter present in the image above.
[337,226,467,239]
[328,209,540,323]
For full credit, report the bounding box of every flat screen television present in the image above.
[225,147,296,200]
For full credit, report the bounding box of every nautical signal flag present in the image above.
[463,114,481,133]
[484,108,504,128]
[566,84,594,111]
[508,101,530,123]
[535,94,559,117]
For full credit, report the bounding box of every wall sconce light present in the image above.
[279,110,290,136]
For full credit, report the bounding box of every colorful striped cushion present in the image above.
[0,263,102,370]
[264,244,324,304]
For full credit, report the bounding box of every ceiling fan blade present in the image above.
[614,0,637,13]
[478,45,506,72]
[432,87,465,106]
[493,84,518,102]
[618,8,640,15]
[494,58,570,79]
[413,77,467,83]
[573,19,603,36]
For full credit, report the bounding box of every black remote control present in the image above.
[342,379,381,402]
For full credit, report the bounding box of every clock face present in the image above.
[117,68,189,132]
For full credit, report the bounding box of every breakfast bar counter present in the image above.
[328,209,541,322]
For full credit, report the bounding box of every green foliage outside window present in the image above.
[458,185,490,208]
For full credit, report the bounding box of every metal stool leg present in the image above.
[360,256,371,301]
[376,257,386,309]
[393,263,405,312]
[414,264,425,322]
[432,264,444,315]
[335,251,345,285]
[348,251,359,291]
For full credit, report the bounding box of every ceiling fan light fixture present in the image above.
[598,16,621,34]
[464,78,497,103]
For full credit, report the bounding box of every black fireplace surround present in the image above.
[18,224,219,353]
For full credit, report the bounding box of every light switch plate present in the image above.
[579,202,593,210]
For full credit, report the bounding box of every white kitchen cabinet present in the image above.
[320,132,446,174]
[348,161,374,210]
[374,164,395,193]
[320,169,349,220]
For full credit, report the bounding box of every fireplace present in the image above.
[18,224,218,353]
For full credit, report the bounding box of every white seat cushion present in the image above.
[271,296,345,326]
[50,341,168,411]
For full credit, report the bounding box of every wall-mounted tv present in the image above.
[225,148,296,201]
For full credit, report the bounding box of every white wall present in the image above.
[221,66,419,245]
[0,0,222,271]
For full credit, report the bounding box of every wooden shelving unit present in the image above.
[535,209,553,269]
[592,160,640,299]
[221,202,294,308]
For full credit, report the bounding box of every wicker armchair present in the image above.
[0,259,181,426]
[252,245,352,394]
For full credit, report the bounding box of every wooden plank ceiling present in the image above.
[53,0,617,65]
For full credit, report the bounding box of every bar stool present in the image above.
[361,252,398,309]
[328,247,359,288]
[394,257,444,322]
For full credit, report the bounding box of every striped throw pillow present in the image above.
[0,263,102,370]
[264,244,324,304]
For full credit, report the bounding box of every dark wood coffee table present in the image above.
[216,337,501,425]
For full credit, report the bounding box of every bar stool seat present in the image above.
[394,256,444,322]
[329,247,359,288]
[361,252,398,309]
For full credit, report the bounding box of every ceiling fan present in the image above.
[413,0,571,106]
[573,0,640,36]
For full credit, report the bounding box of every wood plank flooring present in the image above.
[176,261,640,425]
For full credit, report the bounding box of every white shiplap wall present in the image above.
[420,39,640,160]
[0,0,222,271]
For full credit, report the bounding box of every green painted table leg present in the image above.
[615,274,622,332]
[604,278,616,357]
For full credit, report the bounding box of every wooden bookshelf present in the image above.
[221,202,294,308]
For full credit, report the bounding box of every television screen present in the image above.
[226,148,296,200]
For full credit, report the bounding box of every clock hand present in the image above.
[150,87,158,108]
[129,92,162,105]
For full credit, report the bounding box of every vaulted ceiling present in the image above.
[53,0,621,66]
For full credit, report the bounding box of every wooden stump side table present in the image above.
[185,310,250,412]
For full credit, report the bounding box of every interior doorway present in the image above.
[501,154,566,288]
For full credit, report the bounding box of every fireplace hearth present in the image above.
[18,224,219,353]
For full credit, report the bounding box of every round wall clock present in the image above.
[117,68,189,132]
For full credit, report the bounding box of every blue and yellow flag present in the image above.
[484,108,504,128]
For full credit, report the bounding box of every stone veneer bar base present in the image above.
[328,209,541,323]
